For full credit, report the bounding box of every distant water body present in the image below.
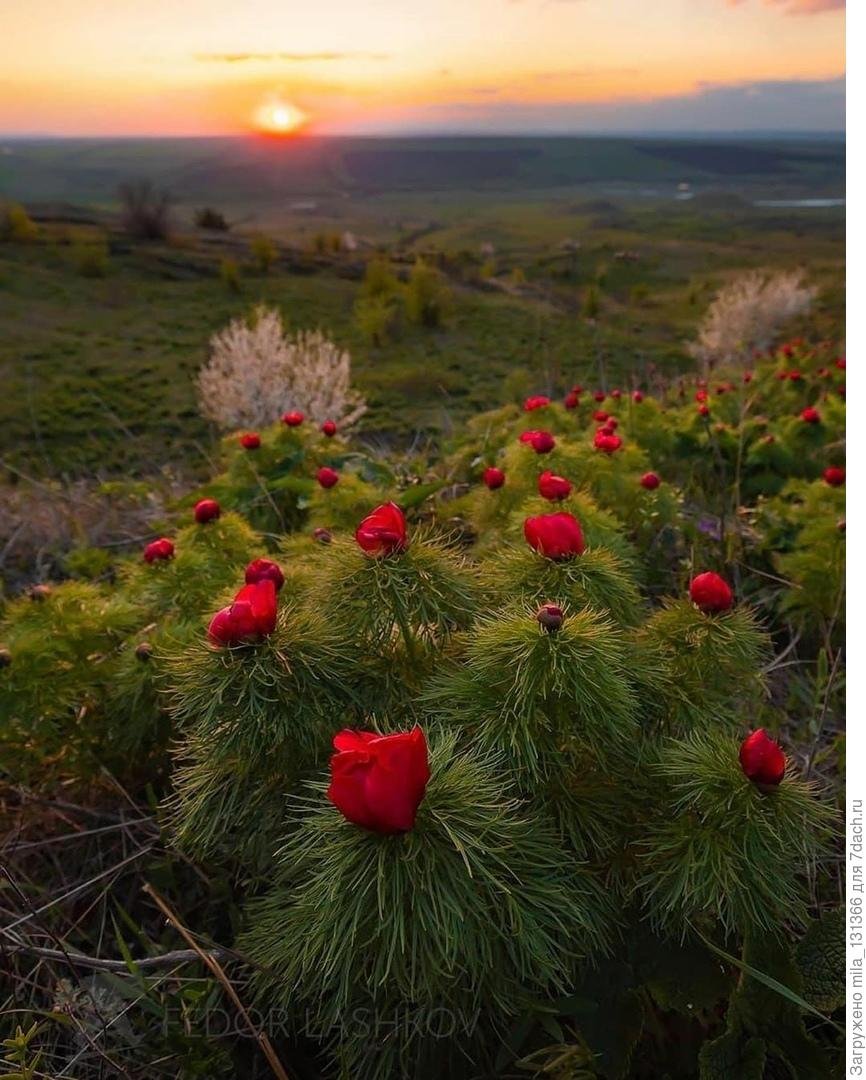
[753,198,845,208]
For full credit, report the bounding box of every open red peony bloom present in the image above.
[632,390,644,403]
[143,538,174,563]
[689,571,733,614]
[801,406,821,424]
[356,502,408,557]
[317,467,340,489]
[327,727,430,834]
[524,512,585,560]
[240,432,261,449]
[483,466,505,490]
[739,729,786,787]
[823,466,845,487]
[538,470,572,501]
[524,395,551,411]
[282,410,304,427]
[698,404,710,418]
[194,498,221,524]
[593,390,605,403]
[245,558,285,592]
[523,430,555,454]
[321,420,337,437]
[695,389,708,403]
[640,472,660,490]
[593,431,622,453]
[208,579,278,646]
[564,390,580,409]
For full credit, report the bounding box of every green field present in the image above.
[0,135,844,478]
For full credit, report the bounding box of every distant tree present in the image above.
[582,283,601,320]
[194,207,230,231]
[689,271,816,369]
[405,258,452,329]
[219,257,242,293]
[72,238,109,278]
[118,180,172,240]
[0,203,38,243]
[354,296,398,347]
[250,234,278,274]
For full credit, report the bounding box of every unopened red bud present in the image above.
[0,647,11,668]
[135,642,153,662]
[30,584,52,602]
[536,603,564,632]
[313,527,333,544]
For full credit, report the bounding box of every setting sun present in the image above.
[254,99,308,136]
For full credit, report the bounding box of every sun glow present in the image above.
[254,99,308,135]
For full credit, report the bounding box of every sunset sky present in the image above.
[0,0,845,137]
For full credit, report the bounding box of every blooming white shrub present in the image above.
[197,305,367,430]
[689,271,816,369]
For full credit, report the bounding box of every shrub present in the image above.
[118,180,172,240]
[250,233,278,273]
[689,271,816,369]
[197,305,367,430]
[71,239,109,278]
[218,257,241,292]
[194,207,229,231]
[0,203,38,243]
[405,258,452,328]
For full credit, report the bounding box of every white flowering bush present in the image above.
[197,305,367,430]
[689,271,816,369]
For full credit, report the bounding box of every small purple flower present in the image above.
[697,515,722,541]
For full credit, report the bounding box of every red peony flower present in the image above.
[823,466,845,487]
[836,357,846,370]
[782,344,794,358]
[775,370,788,381]
[640,471,660,490]
[611,388,622,400]
[245,558,285,592]
[143,538,174,563]
[593,410,609,422]
[564,390,580,410]
[800,406,821,424]
[208,579,278,646]
[524,512,585,560]
[538,470,572,501]
[327,726,430,834]
[313,527,333,544]
[282,410,304,427]
[593,431,622,453]
[321,420,337,437]
[606,416,619,429]
[632,390,644,402]
[593,390,605,403]
[194,498,221,524]
[743,371,753,383]
[240,432,261,450]
[695,389,708,403]
[529,430,555,454]
[698,404,710,418]
[483,466,505,490]
[739,729,786,787]
[689,571,733,614]
[317,467,340,489]
[524,394,551,411]
[356,502,408,557]
[572,384,584,394]
[818,367,830,378]
[788,370,802,382]
[536,603,564,632]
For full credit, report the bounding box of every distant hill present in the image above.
[0,135,845,208]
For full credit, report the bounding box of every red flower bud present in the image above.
[640,471,660,490]
[529,431,555,454]
[317,467,340,489]
[143,538,174,563]
[739,729,785,787]
[818,367,830,378]
[593,431,622,453]
[194,498,221,524]
[524,512,585,560]
[698,404,710,418]
[321,420,337,437]
[689,571,733,614]
[282,410,304,427]
[245,558,285,592]
[593,410,609,422]
[208,579,278,646]
[695,389,708,403]
[788,370,802,382]
[823,466,845,487]
[775,370,788,380]
[536,603,564,632]
[800,406,821,424]
[524,395,551,411]
[782,344,794,358]
[593,390,605,403]
[836,357,846,370]
[240,432,261,450]
[135,641,153,662]
[610,388,622,400]
[327,727,430,834]
[632,390,644,403]
[743,371,753,383]
[564,390,580,409]
[313,527,333,544]
[606,416,618,429]
[483,466,505,490]
[571,384,584,394]
[356,502,408,557]
[538,470,572,501]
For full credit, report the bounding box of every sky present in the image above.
[0,0,845,137]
